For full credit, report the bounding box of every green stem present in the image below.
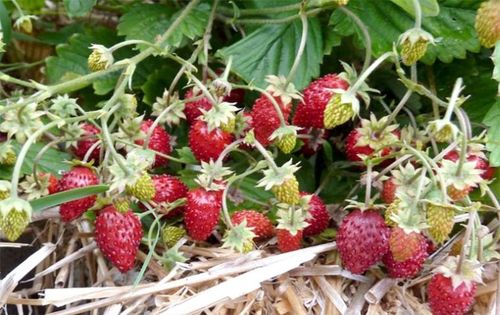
[218,8,324,25]
[217,3,301,16]
[109,40,156,52]
[186,73,217,105]
[347,52,394,97]
[114,139,188,164]
[0,72,43,89]
[456,209,476,274]
[364,162,372,208]
[285,10,308,87]
[384,65,416,127]
[254,140,280,174]
[32,138,61,188]
[339,7,372,73]
[411,0,422,29]
[11,112,101,196]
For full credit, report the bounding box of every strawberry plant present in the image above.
[0,0,499,313]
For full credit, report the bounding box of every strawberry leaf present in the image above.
[63,0,96,18]
[483,100,500,167]
[217,17,323,90]
[330,0,480,64]
[390,0,440,17]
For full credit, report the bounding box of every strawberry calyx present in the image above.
[433,256,483,291]
[222,220,257,253]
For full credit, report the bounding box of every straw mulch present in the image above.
[1,208,498,315]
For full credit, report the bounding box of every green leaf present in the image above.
[493,42,500,96]
[0,0,12,57]
[0,142,72,180]
[117,3,209,50]
[140,62,180,105]
[17,0,45,11]
[330,0,480,64]
[174,147,198,165]
[45,27,121,93]
[63,0,96,17]
[217,17,323,90]
[483,100,500,167]
[30,184,109,212]
[390,0,440,17]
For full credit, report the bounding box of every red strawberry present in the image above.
[150,175,188,218]
[184,88,213,124]
[94,205,143,273]
[447,185,473,201]
[40,172,58,195]
[301,193,329,237]
[188,120,233,162]
[231,210,274,240]
[277,229,303,252]
[336,209,390,274]
[250,94,291,147]
[381,178,397,204]
[427,274,477,315]
[299,128,329,157]
[444,150,494,180]
[383,238,428,279]
[57,166,99,222]
[72,123,101,163]
[224,88,245,104]
[345,128,400,163]
[184,188,222,241]
[388,227,425,262]
[293,74,349,128]
[135,119,172,168]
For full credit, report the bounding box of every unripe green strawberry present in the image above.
[433,124,453,143]
[162,226,186,248]
[427,204,455,244]
[276,133,296,154]
[220,118,235,133]
[401,38,429,66]
[0,181,10,201]
[323,94,354,129]
[88,50,107,72]
[126,173,156,201]
[114,198,130,214]
[0,150,16,166]
[475,0,500,48]
[0,198,32,241]
[242,240,254,253]
[272,177,300,205]
[385,199,400,227]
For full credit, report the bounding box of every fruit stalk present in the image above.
[364,162,373,208]
[285,10,308,87]
[456,208,476,274]
[346,52,394,99]
[411,0,422,29]
[339,7,372,73]
[253,140,280,173]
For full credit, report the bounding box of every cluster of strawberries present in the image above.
[6,65,494,315]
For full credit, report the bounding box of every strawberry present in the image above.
[344,116,400,164]
[475,0,500,48]
[125,173,155,201]
[336,209,390,274]
[301,193,329,237]
[135,119,172,168]
[293,74,349,129]
[299,128,329,157]
[94,205,143,273]
[231,210,274,240]
[223,88,245,104]
[183,88,213,124]
[188,120,233,162]
[272,177,300,205]
[162,226,186,248]
[447,185,472,201]
[40,172,58,195]
[72,123,101,163]
[250,94,291,147]
[383,237,428,279]
[184,188,222,241]
[388,227,425,262]
[444,150,494,180]
[381,178,397,204]
[427,274,477,315]
[427,203,455,244]
[57,166,99,222]
[149,175,188,218]
[277,229,303,252]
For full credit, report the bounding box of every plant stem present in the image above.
[0,72,44,89]
[347,52,394,97]
[456,209,475,274]
[339,7,372,73]
[218,8,324,25]
[384,64,416,127]
[285,10,308,87]
[411,0,422,29]
[364,162,372,208]
[253,140,280,173]
[217,3,301,16]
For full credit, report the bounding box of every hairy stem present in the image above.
[339,7,372,73]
